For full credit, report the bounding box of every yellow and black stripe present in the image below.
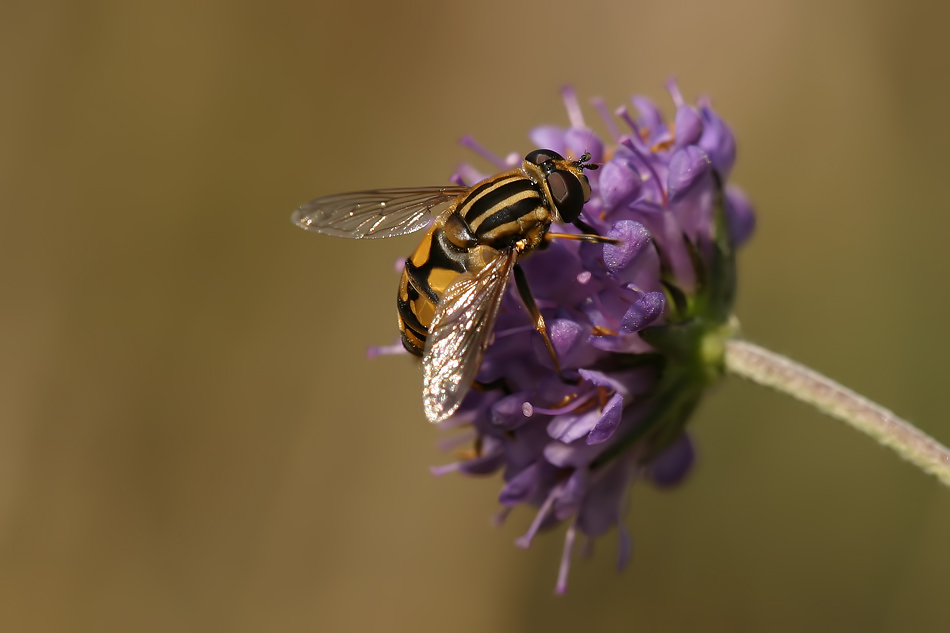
[397,171,553,355]
[460,173,546,246]
[397,224,469,355]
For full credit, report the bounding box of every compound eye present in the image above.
[547,170,586,222]
[525,149,565,166]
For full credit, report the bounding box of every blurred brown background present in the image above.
[2,0,949,631]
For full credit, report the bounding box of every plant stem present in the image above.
[724,339,950,487]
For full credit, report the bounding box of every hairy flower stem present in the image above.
[724,339,950,487]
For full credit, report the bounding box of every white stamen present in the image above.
[590,97,620,140]
[515,484,562,549]
[366,343,408,358]
[555,520,578,595]
[666,76,685,108]
[561,86,586,129]
[428,462,462,477]
[437,429,477,452]
[459,135,507,170]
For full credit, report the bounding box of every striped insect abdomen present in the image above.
[397,171,551,355]
[397,224,470,355]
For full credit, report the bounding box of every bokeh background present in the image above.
[2,0,949,631]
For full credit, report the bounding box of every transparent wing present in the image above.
[422,249,517,424]
[292,186,469,239]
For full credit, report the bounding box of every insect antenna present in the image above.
[574,151,600,171]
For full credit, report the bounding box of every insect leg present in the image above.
[572,218,600,235]
[513,263,564,378]
[546,232,620,245]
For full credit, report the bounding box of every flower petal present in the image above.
[725,184,756,248]
[603,220,651,274]
[667,146,712,203]
[577,459,631,537]
[632,96,665,140]
[565,127,605,163]
[499,461,541,505]
[578,368,629,395]
[554,469,588,520]
[528,126,567,156]
[649,433,696,487]
[587,392,624,444]
[617,525,633,571]
[547,408,601,444]
[673,105,703,149]
[543,440,602,469]
[620,292,666,333]
[698,104,737,178]
[598,160,642,211]
[491,393,535,430]
[458,451,506,475]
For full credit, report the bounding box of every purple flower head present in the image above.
[377,81,754,593]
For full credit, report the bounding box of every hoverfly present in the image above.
[292,149,615,423]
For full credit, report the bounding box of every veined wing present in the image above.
[292,186,468,239]
[422,249,516,423]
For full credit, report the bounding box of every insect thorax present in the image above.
[454,171,552,250]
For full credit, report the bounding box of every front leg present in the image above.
[545,231,619,245]
[513,263,564,378]
[542,217,619,245]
